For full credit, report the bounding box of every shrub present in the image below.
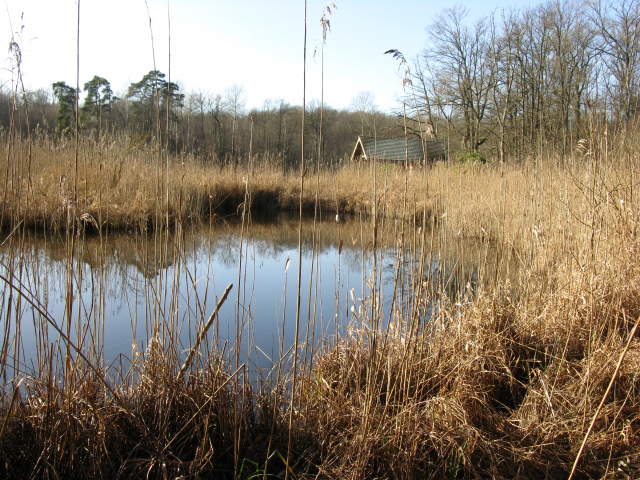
[459,151,487,164]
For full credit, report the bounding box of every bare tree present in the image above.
[411,56,446,141]
[490,9,518,162]
[27,88,57,134]
[349,90,376,136]
[511,5,552,153]
[224,83,247,160]
[544,0,595,153]
[306,98,337,164]
[425,6,496,153]
[590,0,640,122]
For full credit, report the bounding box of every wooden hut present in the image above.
[350,136,446,164]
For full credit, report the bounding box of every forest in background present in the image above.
[409,0,640,162]
[1,73,397,169]
[2,1,640,478]
[2,0,639,165]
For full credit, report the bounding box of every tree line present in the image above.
[3,0,638,164]
[1,70,394,168]
[410,0,640,161]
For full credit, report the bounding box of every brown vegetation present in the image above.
[2,0,640,475]
[1,119,639,478]
[0,132,445,233]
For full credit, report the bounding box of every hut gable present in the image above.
[350,136,445,163]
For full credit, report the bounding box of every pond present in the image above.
[0,213,506,381]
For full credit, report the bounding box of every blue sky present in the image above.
[3,0,533,112]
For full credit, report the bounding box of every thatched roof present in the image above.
[350,137,446,163]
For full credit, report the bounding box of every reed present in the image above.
[0,132,448,232]
[1,70,640,479]
[1,157,639,478]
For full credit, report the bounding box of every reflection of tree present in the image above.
[126,249,176,280]
[0,216,519,345]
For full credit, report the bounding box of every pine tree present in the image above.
[81,76,112,134]
[52,81,77,138]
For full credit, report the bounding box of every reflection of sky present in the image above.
[190,234,382,374]
[0,227,398,377]
[1,224,491,378]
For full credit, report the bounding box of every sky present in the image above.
[2,0,533,113]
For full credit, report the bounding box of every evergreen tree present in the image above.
[52,81,77,137]
[81,76,112,134]
[126,70,184,139]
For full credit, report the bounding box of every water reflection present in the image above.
[0,214,514,377]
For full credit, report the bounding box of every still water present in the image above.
[1,215,492,375]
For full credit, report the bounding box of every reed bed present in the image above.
[1,125,640,479]
[0,133,445,232]
[306,231,640,478]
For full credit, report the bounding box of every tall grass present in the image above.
[1,102,640,479]
[0,131,450,233]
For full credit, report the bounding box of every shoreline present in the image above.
[1,136,639,478]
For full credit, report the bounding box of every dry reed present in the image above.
[1,119,640,479]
